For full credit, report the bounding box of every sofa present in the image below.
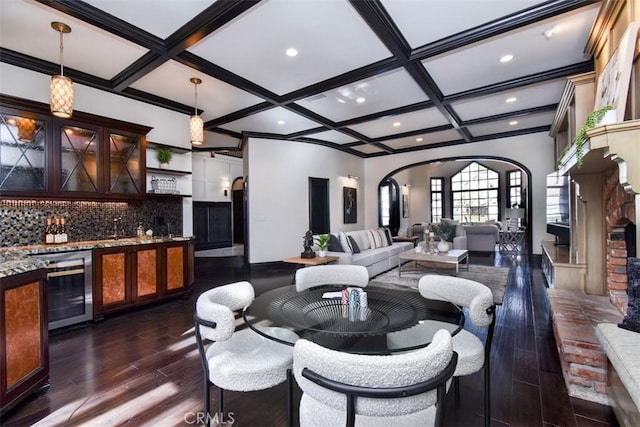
[323,229,413,278]
[407,220,501,253]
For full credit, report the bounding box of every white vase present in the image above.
[599,109,617,126]
[159,162,169,169]
[437,240,450,253]
[318,250,327,257]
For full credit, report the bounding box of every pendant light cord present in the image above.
[59,30,64,76]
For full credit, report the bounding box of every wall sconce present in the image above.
[50,22,73,119]
[189,77,203,145]
[348,174,360,180]
[224,187,229,197]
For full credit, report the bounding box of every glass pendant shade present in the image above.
[50,75,74,118]
[190,115,204,145]
[15,118,37,142]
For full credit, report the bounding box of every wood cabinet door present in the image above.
[105,130,145,199]
[163,242,187,295]
[131,245,160,302]
[93,248,129,314]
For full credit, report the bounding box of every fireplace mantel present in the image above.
[557,120,640,195]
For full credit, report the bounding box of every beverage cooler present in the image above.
[33,250,93,330]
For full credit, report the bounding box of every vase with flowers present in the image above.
[430,221,456,253]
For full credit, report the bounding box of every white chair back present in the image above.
[418,275,494,328]
[195,281,255,342]
[295,265,368,292]
[293,329,453,417]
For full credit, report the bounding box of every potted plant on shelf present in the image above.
[316,234,330,257]
[156,147,173,169]
[573,105,614,168]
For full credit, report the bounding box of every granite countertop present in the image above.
[0,250,48,278]
[0,236,193,278]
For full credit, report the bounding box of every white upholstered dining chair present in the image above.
[418,275,496,427]
[293,329,458,427]
[194,281,298,427]
[295,264,369,292]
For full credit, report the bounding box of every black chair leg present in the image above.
[218,387,224,422]
[453,376,460,408]
[286,368,293,427]
[484,364,490,427]
[204,380,211,427]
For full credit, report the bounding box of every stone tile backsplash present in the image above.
[0,199,184,247]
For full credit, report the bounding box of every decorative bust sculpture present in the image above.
[301,230,316,259]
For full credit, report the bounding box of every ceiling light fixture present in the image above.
[50,22,73,119]
[286,48,298,57]
[500,54,514,63]
[356,97,366,103]
[189,77,203,145]
[393,122,401,127]
[506,97,517,103]
[416,137,423,142]
[509,120,519,126]
[277,120,285,125]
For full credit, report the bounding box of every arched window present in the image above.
[451,162,499,223]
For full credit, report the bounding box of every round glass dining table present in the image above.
[243,285,465,354]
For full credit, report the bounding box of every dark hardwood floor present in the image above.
[2,252,618,426]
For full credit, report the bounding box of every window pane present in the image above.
[451,162,499,222]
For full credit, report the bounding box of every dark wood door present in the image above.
[232,189,244,244]
[309,177,330,234]
[193,202,232,250]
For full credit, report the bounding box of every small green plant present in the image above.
[430,222,456,241]
[574,105,613,168]
[156,147,173,164]
[316,234,330,251]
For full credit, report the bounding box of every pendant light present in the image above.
[190,77,203,145]
[50,22,73,119]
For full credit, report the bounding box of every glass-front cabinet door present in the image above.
[107,132,144,197]
[58,124,101,195]
[0,112,48,193]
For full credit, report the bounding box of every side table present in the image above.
[283,255,340,284]
[392,236,420,247]
[499,230,525,252]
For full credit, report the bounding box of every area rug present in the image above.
[370,264,509,304]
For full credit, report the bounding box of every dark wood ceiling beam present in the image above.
[410,0,600,61]
[120,87,195,114]
[461,104,558,126]
[368,124,454,144]
[35,0,164,51]
[334,100,434,128]
[204,102,274,128]
[112,53,168,92]
[444,61,593,103]
[207,127,243,139]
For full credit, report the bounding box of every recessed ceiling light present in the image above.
[393,122,401,127]
[509,120,519,126]
[506,97,517,103]
[500,54,514,63]
[285,48,298,57]
[416,137,423,142]
[277,120,285,125]
[356,97,366,103]
[543,27,558,40]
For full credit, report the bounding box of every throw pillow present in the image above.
[371,229,383,248]
[347,235,361,254]
[328,233,343,252]
[382,227,393,246]
[619,257,640,333]
[376,229,388,247]
[339,232,352,254]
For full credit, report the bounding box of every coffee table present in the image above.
[398,248,469,276]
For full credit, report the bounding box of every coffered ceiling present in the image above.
[0,0,602,157]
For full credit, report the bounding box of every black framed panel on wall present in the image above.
[193,202,232,250]
[309,177,329,234]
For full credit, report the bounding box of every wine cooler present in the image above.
[33,250,93,330]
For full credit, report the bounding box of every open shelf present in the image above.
[147,141,191,153]
[147,167,192,176]
[146,193,192,199]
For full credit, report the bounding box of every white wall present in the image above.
[1,63,194,235]
[246,138,363,263]
[192,152,243,202]
[364,133,555,255]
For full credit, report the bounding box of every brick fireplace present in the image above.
[548,166,636,404]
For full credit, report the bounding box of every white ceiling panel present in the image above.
[305,130,358,145]
[383,129,462,150]
[296,68,429,122]
[451,79,566,121]
[188,0,391,95]
[83,0,214,39]
[347,108,450,139]
[129,60,263,121]
[467,110,556,137]
[382,0,546,48]
[220,106,319,134]
[0,0,147,80]
[422,4,600,95]
[203,130,240,148]
[350,144,386,155]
